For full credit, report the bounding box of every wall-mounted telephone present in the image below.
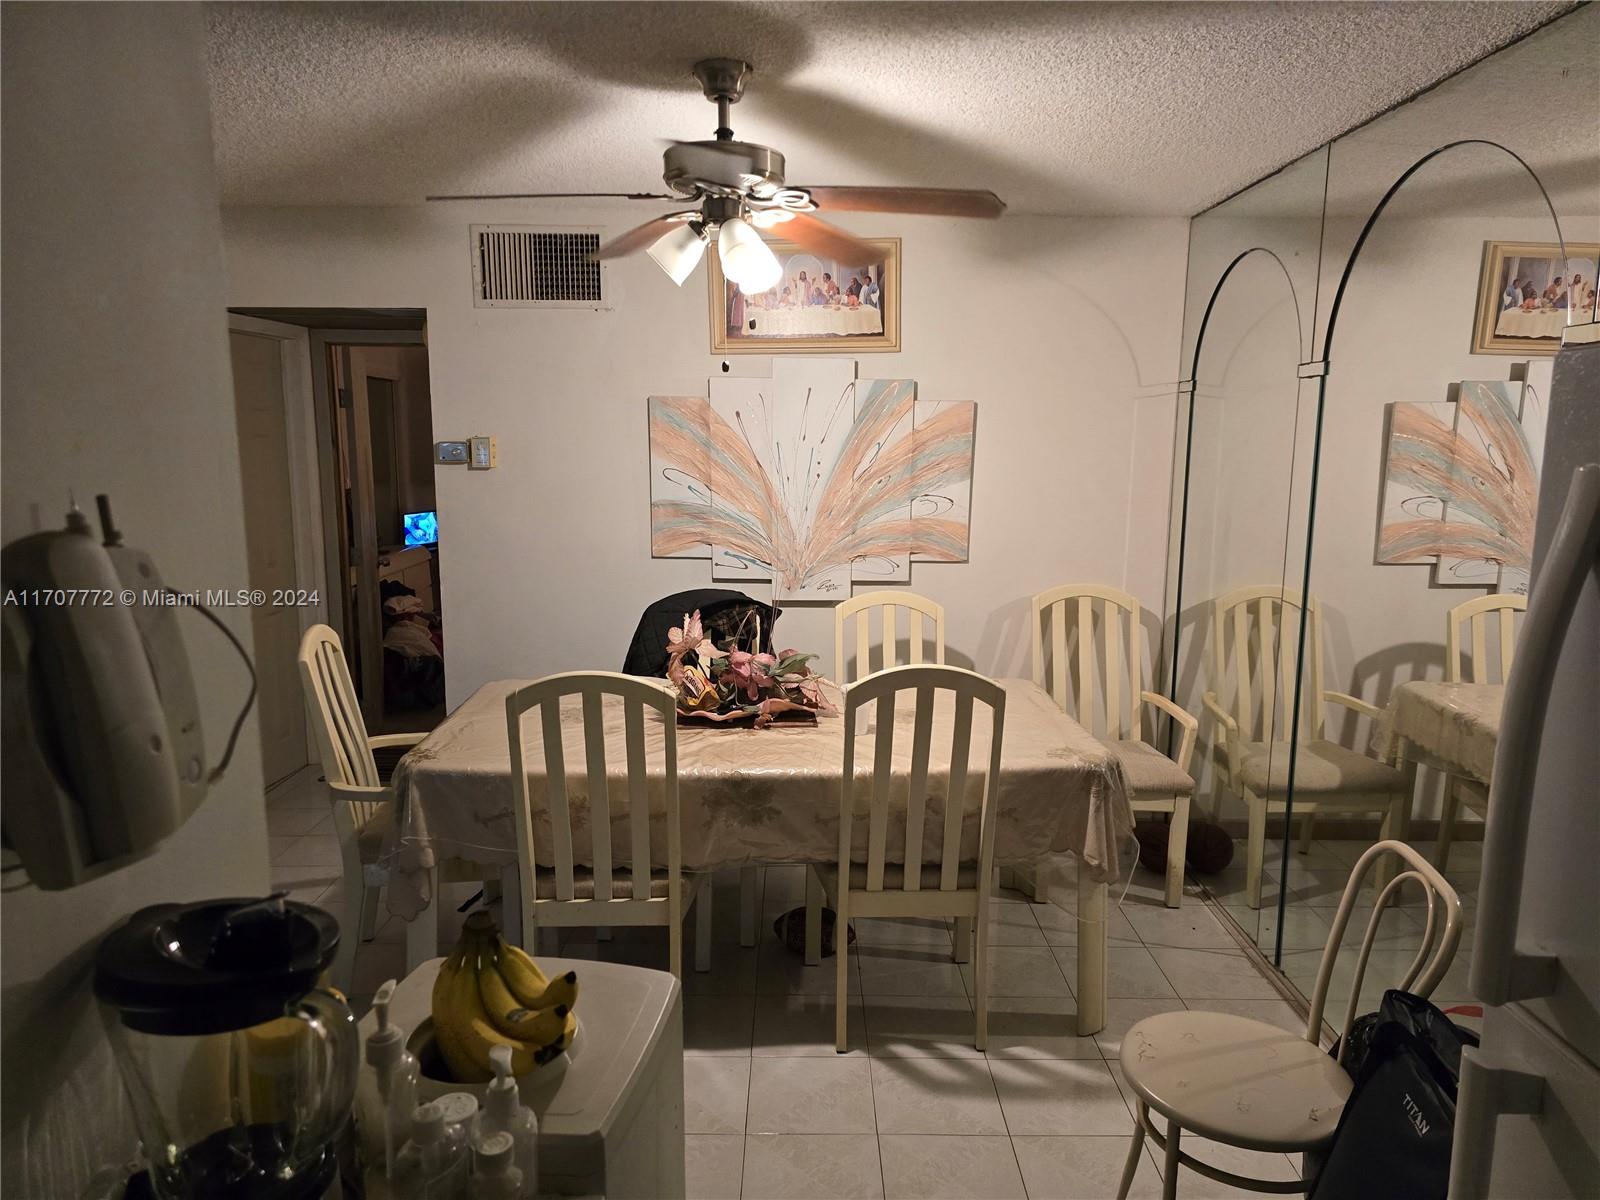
[1,496,246,890]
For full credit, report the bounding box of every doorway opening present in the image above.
[227,308,444,783]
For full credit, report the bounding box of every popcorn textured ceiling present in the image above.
[207,1,1574,216]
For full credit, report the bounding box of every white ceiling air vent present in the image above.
[470,225,608,309]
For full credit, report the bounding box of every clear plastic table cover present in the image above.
[1390,680,1503,784]
[384,677,1135,920]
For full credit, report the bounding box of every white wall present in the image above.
[1,5,270,1192]
[223,206,1189,706]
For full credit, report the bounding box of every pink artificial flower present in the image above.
[666,610,719,665]
[722,650,763,701]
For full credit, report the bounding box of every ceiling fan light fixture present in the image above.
[717,216,782,294]
[646,220,709,286]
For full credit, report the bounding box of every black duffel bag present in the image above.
[1308,990,1478,1200]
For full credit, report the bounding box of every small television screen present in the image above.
[403,511,438,547]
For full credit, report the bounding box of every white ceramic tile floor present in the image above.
[265,778,1487,1200]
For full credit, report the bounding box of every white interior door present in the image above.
[229,322,319,784]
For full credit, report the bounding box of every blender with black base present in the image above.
[94,895,358,1199]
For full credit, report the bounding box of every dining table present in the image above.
[1388,679,1504,784]
[385,676,1135,1034]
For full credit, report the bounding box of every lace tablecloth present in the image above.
[384,677,1133,919]
[1390,680,1503,783]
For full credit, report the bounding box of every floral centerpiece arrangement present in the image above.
[665,610,835,727]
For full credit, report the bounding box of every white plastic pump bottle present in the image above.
[364,978,420,1182]
[472,1043,539,1193]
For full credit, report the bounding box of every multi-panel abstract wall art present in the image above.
[1375,365,1549,592]
[648,357,976,602]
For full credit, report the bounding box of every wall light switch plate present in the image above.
[435,441,469,464]
[468,435,497,470]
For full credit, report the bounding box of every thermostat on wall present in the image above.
[469,435,497,470]
[435,441,469,464]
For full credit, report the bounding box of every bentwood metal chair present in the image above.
[1116,840,1461,1199]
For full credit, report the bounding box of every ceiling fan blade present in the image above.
[802,186,1006,219]
[591,212,698,260]
[774,212,881,268]
[426,191,673,202]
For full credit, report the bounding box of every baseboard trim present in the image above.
[1189,816,1484,844]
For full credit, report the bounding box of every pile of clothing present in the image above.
[381,580,444,709]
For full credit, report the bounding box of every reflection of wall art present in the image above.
[648,357,974,602]
[709,237,900,354]
[1473,240,1599,355]
[1375,376,1544,593]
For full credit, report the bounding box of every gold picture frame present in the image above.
[708,236,901,353]
[1472,240,1598,355]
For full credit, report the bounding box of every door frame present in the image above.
[309,329,429,724]
[227,314,327,766]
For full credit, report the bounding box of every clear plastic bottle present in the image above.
[393,1100,471,1199]
[471,1131,524,1199]
[472,1045,539,1195]
[364,979,420,1183]
[436,1090,480,1144]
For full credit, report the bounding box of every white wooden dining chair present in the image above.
[1202,586,1413,908]
[1116,840,1461,1199]
[1437,593,1525,871]
[505,671,708,979]
[297,624,489,989]
[806,664,1007,1051]
[1031,584,1200,907]
[834,589,945,682]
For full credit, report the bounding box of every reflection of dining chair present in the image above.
[298,624,491,988]
[834,589,945,683]
[505,672,708,978]
[1115,840,1461,1200]
[1030,584,1199,907]
[1202,586,1413,909]
[1437,593,1525,871]
[807,665,1006,1051]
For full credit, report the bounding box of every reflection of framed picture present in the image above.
[1473,240,1599,355]
[709,236,900,353]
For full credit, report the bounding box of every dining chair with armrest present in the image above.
[1436,593,1524,870]
[297,623,491,989]
[1204,587,1413,908]
[1031,584,1200,907]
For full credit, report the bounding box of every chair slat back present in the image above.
[1305,840,1461,1062]
[1030,584,1144,740]
[297,624,382,827]
[504,673,678,911]
[840,665,1006,895]
[835,590,945,683]
[1209,586,1324,743]
[1446,594,1526,685]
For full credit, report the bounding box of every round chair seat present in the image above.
[1119,1010,1352,1152]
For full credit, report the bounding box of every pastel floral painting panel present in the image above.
[647,357,976,603]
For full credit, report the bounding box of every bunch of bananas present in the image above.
[430,911,579,1083]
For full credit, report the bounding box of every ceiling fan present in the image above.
[428,58,1005,294]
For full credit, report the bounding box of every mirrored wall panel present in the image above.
[1166,3,1599,1027]
[1166,147,1327,958]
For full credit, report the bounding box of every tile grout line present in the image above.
[741,872,770,1196]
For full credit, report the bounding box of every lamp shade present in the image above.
[716,217,783,294]
[646,221,708,286]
